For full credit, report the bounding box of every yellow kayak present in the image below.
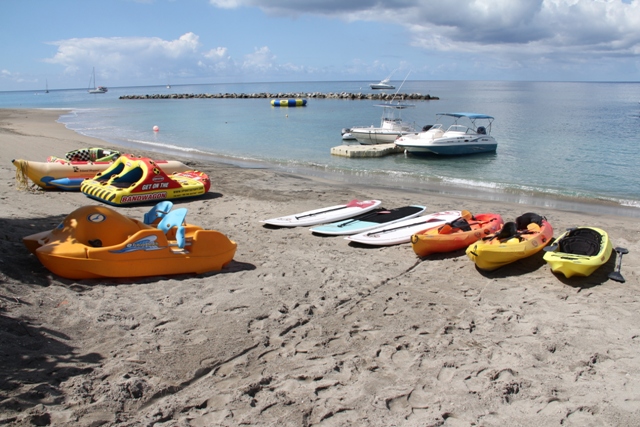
[543,227,612,278]
[466,212,553,271]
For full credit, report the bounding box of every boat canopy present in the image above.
[437,112,494,120]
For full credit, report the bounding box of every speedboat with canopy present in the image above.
[395,112,497,155]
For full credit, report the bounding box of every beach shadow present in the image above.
[0,309,104,420]
[346,241,390,250]
[417,248,467,261]
[471,251,548,278]
[1,214,67,286]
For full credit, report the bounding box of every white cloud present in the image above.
[242,46,276,71]
[208,0,243,9]
[45,32,235,81]
[209,0,640,57]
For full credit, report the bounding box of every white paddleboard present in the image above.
[345,210,462,246]
[309,205,426,235]
[261,199,382,227]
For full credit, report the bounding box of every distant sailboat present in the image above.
[88,67,108,93]
[166,77,171,89]
[45,79,49,93]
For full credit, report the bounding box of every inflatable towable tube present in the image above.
[80,154,210,205]
[270,99,307,107]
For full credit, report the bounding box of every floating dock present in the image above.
[330,143,404,158]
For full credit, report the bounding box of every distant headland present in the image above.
[119,92,439,101]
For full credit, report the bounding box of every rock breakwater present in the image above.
[119,92,439,101]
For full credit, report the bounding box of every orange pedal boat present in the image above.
[23,203,237,279]
[411,212,503,257]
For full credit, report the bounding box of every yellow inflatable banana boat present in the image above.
[12,156,190,190]
[23,202,237,279]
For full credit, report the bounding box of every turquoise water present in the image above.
[2,80,639,215]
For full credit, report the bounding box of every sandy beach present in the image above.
[1,108,639,426]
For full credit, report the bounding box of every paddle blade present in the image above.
[608,271,625,283]
[461,210,473,220]
[438,224,453,234]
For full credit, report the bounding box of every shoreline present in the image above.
[51,107,640,219]
[1,107,639,426]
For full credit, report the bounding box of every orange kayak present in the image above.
[411,212,503,257]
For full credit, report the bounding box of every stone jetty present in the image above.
[119,92,439,101]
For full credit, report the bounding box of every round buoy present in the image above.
[153,125,159,132]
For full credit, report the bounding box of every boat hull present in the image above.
[349,128,410,145]
[543,227,613,278]
[397,137,497,155]
[411,213,503,257]
[466,219,553,271]
[23,205,236,279]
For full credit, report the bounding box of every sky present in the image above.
[1,0,639,91]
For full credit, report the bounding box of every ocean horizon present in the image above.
[2,80,639,217]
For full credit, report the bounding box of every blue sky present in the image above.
[1,0,639,91]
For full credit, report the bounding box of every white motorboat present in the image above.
[395,112,497,156]
[369,78,395,90]
[88,67,108,93]
[349,103,417,145]
[341,128,357,141]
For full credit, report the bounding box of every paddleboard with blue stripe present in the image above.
[309,205,426,235]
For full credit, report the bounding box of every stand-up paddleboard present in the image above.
[309,205,426,235]
[261,199,382,227]
[346,210,462,246]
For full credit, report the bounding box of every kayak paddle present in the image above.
[608,247,629,283]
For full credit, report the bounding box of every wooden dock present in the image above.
[330,143,404,158]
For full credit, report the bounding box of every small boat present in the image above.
[88,67,108,93]
[348,102,417,145]
[369,78,395,90]
[23,203,237,279]
[262,199,382,227]
[395,113,497,156]
[12,156,190,190]
[543,227,613,278]
[345,210,462,246]
[466,213,553,271]
[80,154,210,205]
[411,212,504,257]
[309,205,426,235]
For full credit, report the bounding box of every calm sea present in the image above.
[2,80,639,217]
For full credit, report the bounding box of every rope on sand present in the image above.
[13,159,33,191]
